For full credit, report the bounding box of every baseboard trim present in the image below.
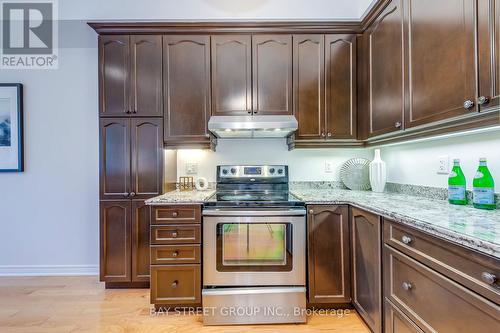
[0,265,99,276]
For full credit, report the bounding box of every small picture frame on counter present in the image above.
[0,83,24,172]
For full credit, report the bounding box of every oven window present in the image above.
[216,223,293,272]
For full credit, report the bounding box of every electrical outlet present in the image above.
[437,155,449,175]
[325,161,333,173]
[185,162,198,175]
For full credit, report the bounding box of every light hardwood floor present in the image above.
[0,276,370,333]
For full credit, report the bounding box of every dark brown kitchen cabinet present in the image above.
[293,35,325,140]
[100,201,131,283]
[252,35,293,115]
[211,35,252,116]
[100,118,163,200]
[325,34,357,139]
[403,0,476,128]
[131,200,151,282]
[477,0,500,112]
[99,35,162,117]
[307,205,351,305]
[351,207,382,333]
[163,35,211,147]
[362,0,405,138]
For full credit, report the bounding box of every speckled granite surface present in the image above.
[291,188,500,259]
[145,190,215,205]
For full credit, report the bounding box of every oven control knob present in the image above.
[277,169,284,175]
[230,168,236,174]
[222,169,228,175]
[269,168,275,174]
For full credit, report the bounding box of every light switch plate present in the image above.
[325,161,333,173]
[437,155,449,175]
[186,162,198,175]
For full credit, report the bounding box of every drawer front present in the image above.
[384,219,500,304]
[151,265,201,305]
[384,245,500,333]
[151,225,201,245]
[151,245,201,264]
[384,299,424,333]
[152,205,201,224]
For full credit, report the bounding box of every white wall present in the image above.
[0,0,374,275]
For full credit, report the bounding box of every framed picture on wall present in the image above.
[0,83,24,172]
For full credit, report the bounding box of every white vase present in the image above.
[369,149,387,193]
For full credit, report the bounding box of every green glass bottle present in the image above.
[473,158,496,210]
[448,159,467,205]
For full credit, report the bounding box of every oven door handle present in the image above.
[202,209,307,216]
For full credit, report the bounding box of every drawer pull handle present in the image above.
[481,272,497,285]
[401,235,413,245]
[309,209,314,214]
[171,280,178,288]
[172,251,179,257]
[402,282,413,291]
[172,211,178,217]
[171,231,178,238]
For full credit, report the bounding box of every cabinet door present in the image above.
[100,200,131,282]
[477,0,500,111]
[307,205,351,304]
[130,36,163,117]
[404,0,476,128]
[351,207,382,333]
[211,35,252,116]
[100,118,130,200]
[293,35,325,140]
[132,200,150,282]
[252,35,293,115]
[325,34,357,139]
[163,35,211,146]
[365,0,405,137]
[99,35,130,116]
[384,299,424,333]
[130,118,163,199]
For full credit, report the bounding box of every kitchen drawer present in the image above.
[151,245,201,265]
[384,219,500,304]
[384,245,500,333]
[152,205,201,224]
[150,265,201,305]
[151,225,201,245]
[384,298,424,333]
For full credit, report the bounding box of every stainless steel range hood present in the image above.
[208,115,298,139]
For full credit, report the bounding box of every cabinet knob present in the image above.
[129,192,136,197]
[171,231,178,238]
[401,235,413,245]
[402,281,413,291]
[327,132,332,137]
[172,251,179,257]
[205,133,210,138]
[481,272,497,285]
[395,121,402,128]
[171,280,178,288]
[463,100,475,109]
[125,110,131,114]
[478,96,490,105]
[321,132,325,138]
[172,211,178,217]
[309,209,314,214]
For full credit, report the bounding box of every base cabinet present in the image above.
[351,207,382,333]
[307,205,351,305]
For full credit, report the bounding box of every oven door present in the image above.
[203,209,306,286]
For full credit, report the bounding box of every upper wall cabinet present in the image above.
[477,0,500,111]
[163,36,211,147]
[252,35,293,115]
[363,0,405,138]
[99,35,162,117]
[403,0,476,128]
[211,35,252,116]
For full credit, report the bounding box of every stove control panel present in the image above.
[218,165,287,178]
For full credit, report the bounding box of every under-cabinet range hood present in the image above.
[208,115,298,139]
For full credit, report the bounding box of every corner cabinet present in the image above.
[99,35,162,117]
[163,35,211,148]
[307,205,351,305]
[351,207,382,333]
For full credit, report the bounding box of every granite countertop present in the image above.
[145,190,216,205]
[292,189,500,259]
[145,188,500,259]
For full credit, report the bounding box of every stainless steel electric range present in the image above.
[202,165,307,325]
